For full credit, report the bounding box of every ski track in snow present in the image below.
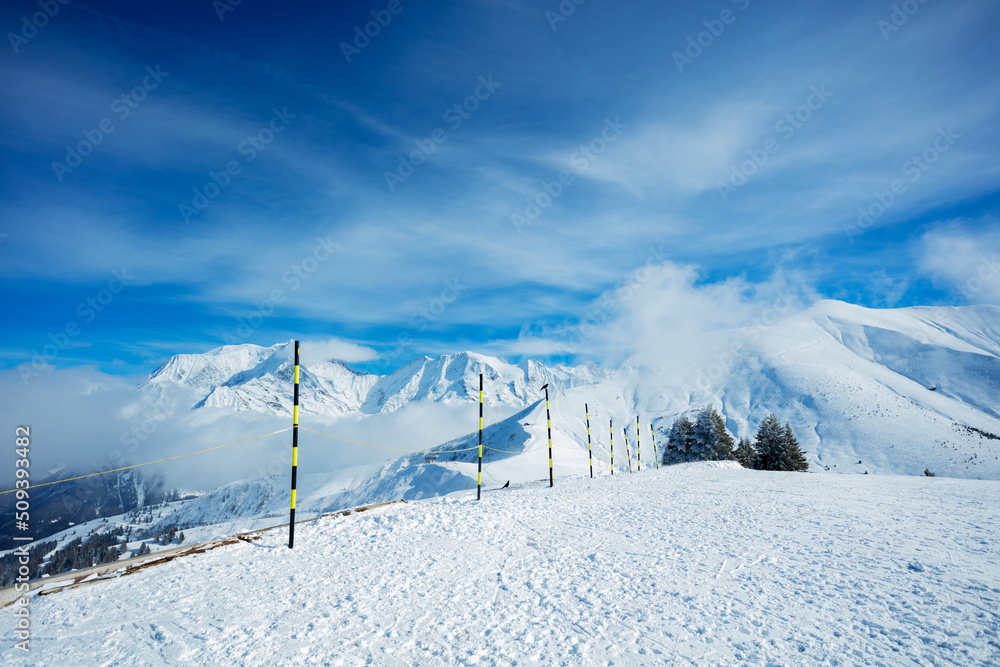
[3,463,999,666]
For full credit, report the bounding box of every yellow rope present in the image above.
[1,422,583,497]
[0,428,291,496]
[301,427,478,454]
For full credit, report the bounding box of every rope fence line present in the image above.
[3,387,649,501]
[301,427,479,454]
[2,423,578,498]
[0,428,292,496]
[302,426,547,456]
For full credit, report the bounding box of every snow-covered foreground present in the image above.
[4,463,999,666]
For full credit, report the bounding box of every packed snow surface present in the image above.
[4,463,998,666]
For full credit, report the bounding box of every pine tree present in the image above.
[685,406,737,461]
[707,408,736,461]
[734,436,756,468]
[780,423,809,471]
[665,416,695,463]
[689,407,714,461]
[753,413,785,471]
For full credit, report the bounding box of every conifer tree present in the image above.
[665,416,695,463]
[780,422,809,471]
[689,407,715,461]
[753,413,786,471]
[734,436,756,468]
[707,408,736,461]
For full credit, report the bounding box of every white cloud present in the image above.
[299,337,378,364]
[499,259,816,369]
[917,218,1000,304]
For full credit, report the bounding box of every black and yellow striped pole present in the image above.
[650,424,659,469]
[477,373,483,501]
[585,404,593,479]
[610,418,614,475]
[623,427,632,473]
[636,415,641,472]
[288,340,300,549]
[541,383,553,487]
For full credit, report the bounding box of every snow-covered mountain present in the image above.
[135,345,609,418]
[119,300,999,483]
[13,299,997,553]
[673,300,1000,479]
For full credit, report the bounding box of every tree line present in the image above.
[0,523,188,585]
[663,406,808,472]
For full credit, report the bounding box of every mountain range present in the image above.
[4,299,999,552]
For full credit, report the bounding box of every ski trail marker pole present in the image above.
[623,427,632,473]
[289,340,300,549]
[477,373,483,501]
[542,384,553,487]
[650,424,659,469]
[585,404,593,479]
[636,415,641,472]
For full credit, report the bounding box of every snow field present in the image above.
[3,462,998,666]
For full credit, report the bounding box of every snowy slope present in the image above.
[680,301,1000,480]
[138,342,380,417]
[134,346,608,419]
[0,400,608,564]
[6,299,999,562]
[360,352,610,413]
[4,464,998,666]
[108,301,999,483]
[118,301,998,484]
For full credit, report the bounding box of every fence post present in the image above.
[585,404,593,479]
[636,415,641,472]
[477,373,483,501]
[542,384,553,487]
[650,424,659,469]
[289,340,300,549]
[623,428,632,473]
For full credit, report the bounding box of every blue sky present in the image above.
[2,0,999,378]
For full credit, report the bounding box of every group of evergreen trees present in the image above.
[0,523,189,584]
[42,528,130,576]
[663,406,737,463]
[663,407,808,472]
[0,539,55,587]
